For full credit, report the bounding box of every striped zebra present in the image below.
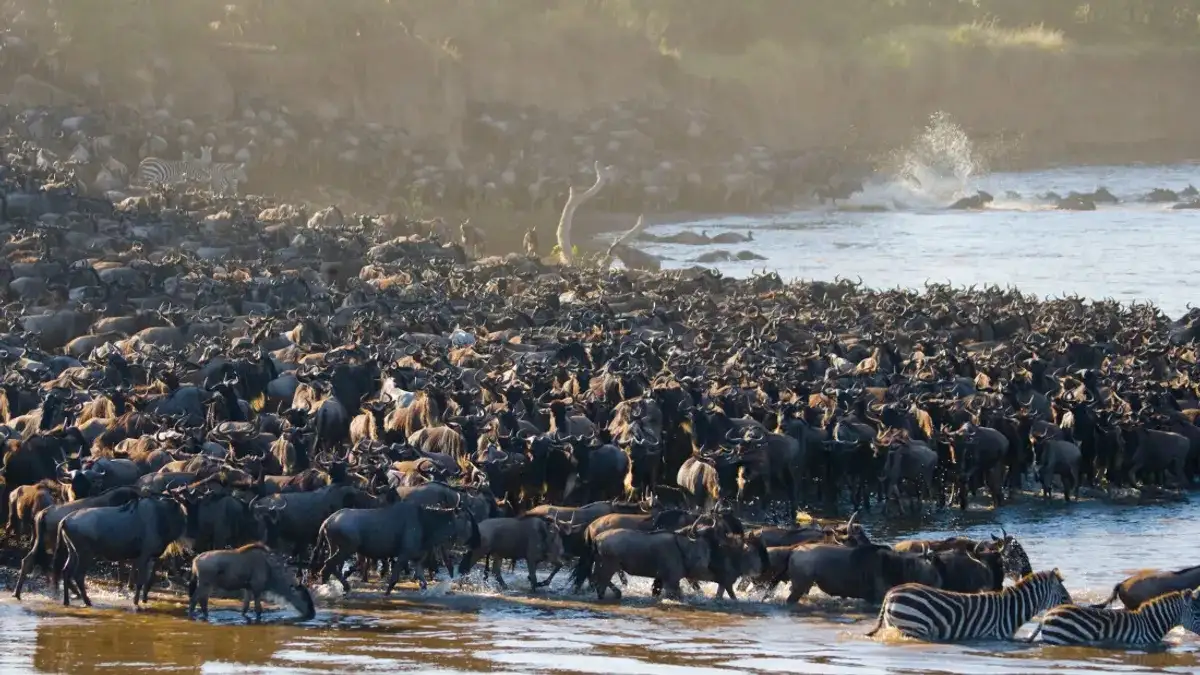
[867,569,1072,642]
[1034,588,1200,647]
[204,161,249,196]
[134,154,247,195]
[134,152,213,188]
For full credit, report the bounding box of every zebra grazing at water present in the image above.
[1033,588,1200,647]
[867,569,1072,642]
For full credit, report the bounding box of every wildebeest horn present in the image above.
[846,510,860,529]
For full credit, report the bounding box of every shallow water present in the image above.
[642,163,1200,317]
[3,494,1200,675]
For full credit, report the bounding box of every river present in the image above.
[3,155,1200,673]
[637,162,1200,318]
[3,496,1200,674]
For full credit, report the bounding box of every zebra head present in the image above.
[1181,588,1200,635]
[1039,568,1072,609]
[992,528,1033,581]
[229,163,249,183]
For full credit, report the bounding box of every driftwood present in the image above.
[556,161,616,265]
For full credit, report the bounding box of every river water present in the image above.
[4,140,1200,673]
[3,496,1200,674]
[640,161,1200,318]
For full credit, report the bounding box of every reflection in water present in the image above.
[4,497,1200,675]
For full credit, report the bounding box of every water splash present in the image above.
[853,111,983,209]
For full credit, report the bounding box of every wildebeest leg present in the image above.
[617,570,629,586]
[591,562,621,600]
[241,590,252,616]
[716,581,738,602]
[383,560,404,596]
[13,547,39,599]
[651,579,662,597]
[188,581,206,619]
[539,563,562,587]
[253,592,265,621]
[661,576,683,601]
[785,576,814,605]
[133,556,155,606]
[526,558,541,592]
[490,555,508,590]
[412,557,430,591]
[688,579,702,594]
[439,547,455,579]
[72,556,93,607]
[319,546,351,593]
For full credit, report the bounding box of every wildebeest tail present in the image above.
[569,535,596,590]
[1089,583,1120,609]
[310,525,330,574]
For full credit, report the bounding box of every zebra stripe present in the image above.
[206,162,248,195]
[1037,589,1200,647]
[867,569,1072,642]
[134,157,212,187]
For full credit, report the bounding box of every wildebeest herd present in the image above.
[4,137,1200,649]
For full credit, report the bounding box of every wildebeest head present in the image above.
[990,528,1033,580]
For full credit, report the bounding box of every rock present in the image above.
[1056,195,1096,211]
[692,250,735,263]
[948,191,994,210]
[1144,188,1180,203]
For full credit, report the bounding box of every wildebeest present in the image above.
[589,523,738,601]
[1092,565,1200,610]
[457,516,566,591]
[11,486,140,599]
[57,493,188,606]
[188,542,316,621]
[315,496,479,594]
[774,543,943,603]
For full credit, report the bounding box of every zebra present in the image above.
[134,150,247,195]
[134,149,213,188]
[205,162,249,196]
[866,569,1072,642]
[1033,588,1200,647]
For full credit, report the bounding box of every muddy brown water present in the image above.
[2,495,1199,675]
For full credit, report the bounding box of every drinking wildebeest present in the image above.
[188,542,316,621]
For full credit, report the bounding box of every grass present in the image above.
[672,22,1070,87]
